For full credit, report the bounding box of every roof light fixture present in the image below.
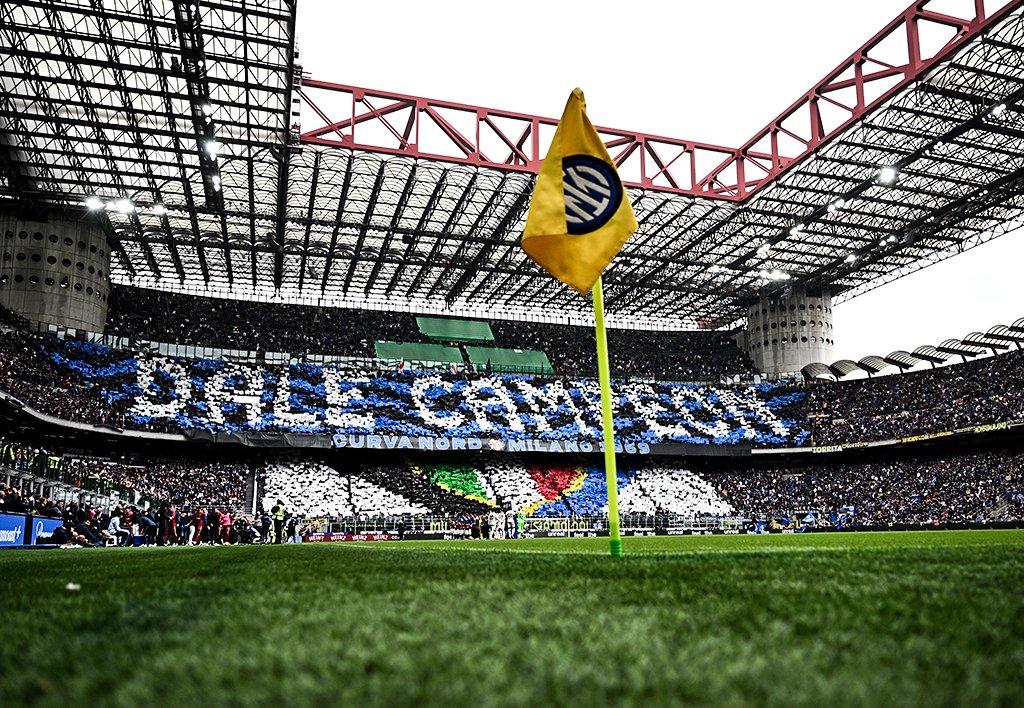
[877,166,899,186]
[113,198,135,214]
[845,253,857,263]
[990,103,1007,117]
[151,203,167,216]
[84,196,103,210]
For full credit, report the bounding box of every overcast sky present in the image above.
[295,0,1022,363]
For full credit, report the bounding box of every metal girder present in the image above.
[301,0,1023,202]
[341,160,388,295]
[446,188,532,305]
[403,170,479,298]
[363,163,418,295]
[297,150,321,290]
[424,172,511,302]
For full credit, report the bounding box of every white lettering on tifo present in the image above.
[130,357,190,418]
[410,376,465,430]
[463,378,524,433]
[322,370,374,430]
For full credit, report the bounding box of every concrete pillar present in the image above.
[739,287,835,376]
[0,208,110,332]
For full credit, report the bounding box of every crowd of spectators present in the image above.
[60,456,248,509]
[489,320,755,380]
[103,285,754,380]
[0,328,132,427]
[0,326,805,445]
[799,350,1024,445]
[709,449,1024,526]
[2,436,248,511]
[105,285,418,357]
[0,305,30,329]
[5,319,1024,449]
[1,434,263,547]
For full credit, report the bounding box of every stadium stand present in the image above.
[1,436,248,511]
[261,458,495,518]
[489,319,755,380]
[103,284,755,379]
[628,465,734,517]
[7,322,1024,453]
[104,285,419,357]
[800,350,1024,445]
[0,328,808,446]
[252,449,1024,526]
[708,448,1024,526]
[261,460,356,517]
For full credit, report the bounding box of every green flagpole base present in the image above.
[609,538,623,557]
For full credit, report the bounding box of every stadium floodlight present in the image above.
[826,198,846,214]
[84,196,103,210]
[769,269,791,281]
[876,166,899,185]
[845,253,857,263]
[990,103,1007,117]
[789,224,803,236]
[205,140,221,157]
[211,175,221,191]
[201,103,214,116]
[757,242,771,256]
[151,203,167,216]
[113,198,135,214]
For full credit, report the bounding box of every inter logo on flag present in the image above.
[520,88,638,295]
[562,155,623,235]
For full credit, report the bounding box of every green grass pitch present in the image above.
[2,530,1022,707]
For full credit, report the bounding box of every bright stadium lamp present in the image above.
[151,203,167,216]
[205,140,221,157]
[113,198,135,214]
[990,103,1007,117]
[201,103,214,116]
[84,195,103,210]
[845,253,857,263]
[877,166,899,185]
[789,224,803,236]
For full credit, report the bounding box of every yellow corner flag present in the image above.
[521,88,638,295]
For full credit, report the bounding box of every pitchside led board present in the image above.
[0,513,63,546]
[0,513,26,546]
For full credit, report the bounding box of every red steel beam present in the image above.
[300,0,1023,202]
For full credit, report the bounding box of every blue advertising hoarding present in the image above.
[30,516,64,544]
[0,513,27,546]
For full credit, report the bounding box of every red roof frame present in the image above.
[300,0,1022,201]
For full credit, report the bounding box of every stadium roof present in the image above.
[2,0,1024,328]
[801,315,1023,379]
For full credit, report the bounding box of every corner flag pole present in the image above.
[518,88,637,557]
[593,275,622,557]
